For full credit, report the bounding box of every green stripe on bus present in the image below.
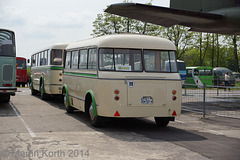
[50,66,63,70]
[64,72,97,77]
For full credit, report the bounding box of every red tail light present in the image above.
[172,96,177,101]
[114,95,119,101]
[3,84,12,87]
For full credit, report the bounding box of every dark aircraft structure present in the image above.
[105,0,240,35]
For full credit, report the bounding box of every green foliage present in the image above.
[92,1,240,72]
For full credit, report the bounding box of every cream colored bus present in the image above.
[30,43,68,99]
[63,34,181,127]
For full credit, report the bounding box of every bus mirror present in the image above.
[27,59,30,63]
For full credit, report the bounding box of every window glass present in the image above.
[17,59,26,69]
[65,52,71,69]
[40,52,47,66]
[99,49,114,70]
[187,69,192,77]
[88,48,97,70]
[37,53,40,66]
[160,51,170,72]
[51,49,63,65]
[79,50,88,69]
[169,51,177,72]
[194,69,199,76]
[71,51,79,69]
[144,50,160,72]
[114,49,142,71]
[32,55,36,67]
[0,30,15,56]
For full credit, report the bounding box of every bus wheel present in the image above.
[40,84,48,100]
[154,117,170,127]
[63,93,74,113]
[3,95,10,103]
[30,82,37,95]
[89,101,101,127]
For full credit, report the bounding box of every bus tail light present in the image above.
[59,79,62,82]
[3,84,12,87]
[59,73,62,76]
[114,95,119,101]
[172,90,177,95]
[114,89,120,94]
[172,96,177,101]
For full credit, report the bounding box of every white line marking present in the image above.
[9,102,36,137]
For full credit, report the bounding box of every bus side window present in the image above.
[88,48,97,70]
[79,49,88,70]
[194,69,199,76]
[65,52,71,69]
[187,69,192,77]
[71,50,79,69]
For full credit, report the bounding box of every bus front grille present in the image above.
[3,64,13,81]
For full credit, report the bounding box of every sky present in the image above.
[0,0,169,59]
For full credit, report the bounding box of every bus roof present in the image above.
[66,34,176,50]
[16,57,27,60]
[32,43,68,55]
[186,66,213,70]
[0,28,14,33]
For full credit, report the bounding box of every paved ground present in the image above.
[0,88,239,160]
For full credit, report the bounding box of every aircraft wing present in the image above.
[105,3,239,35]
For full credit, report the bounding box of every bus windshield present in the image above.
[16,59,26,69]
[0,30,15,56]
[99,48,177,72]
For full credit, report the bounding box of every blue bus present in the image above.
[177,60,186,86]
[0,29,17,103]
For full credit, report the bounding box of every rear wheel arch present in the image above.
[85,90,97,116]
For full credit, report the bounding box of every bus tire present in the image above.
[3,95,10,103]
[88,101,101,127]
[154,117,170,127]
[63,93,74,113]
[40,83,48,100]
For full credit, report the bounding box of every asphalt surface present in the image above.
[0,87,239,160]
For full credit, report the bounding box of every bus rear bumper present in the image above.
[0,87,17,95]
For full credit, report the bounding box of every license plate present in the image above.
[141,96,153,104]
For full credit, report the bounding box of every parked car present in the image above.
[233,72,240,82]
[213,67,235,86]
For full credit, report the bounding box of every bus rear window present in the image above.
[144,50,177,72]
[0,30,15,56]
[99,48,142,72]
[51,49,62,65]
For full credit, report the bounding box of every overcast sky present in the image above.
[1,0,169,59]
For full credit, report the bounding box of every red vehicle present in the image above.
[16,57,28,87]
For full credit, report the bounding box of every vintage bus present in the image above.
[0,29,17,103]
[186,66,214,87]
[30,43,68,99]
[62,34,182,127]
[16,57,28,87]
